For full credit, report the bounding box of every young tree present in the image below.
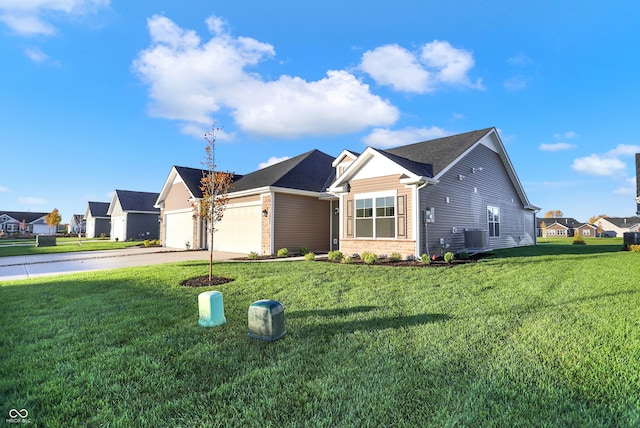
[540,220,548,242]
[196,125,234,281]
[45,208,62,234]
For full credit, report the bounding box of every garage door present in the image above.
[165,211,194,249]
[213,203,261,254]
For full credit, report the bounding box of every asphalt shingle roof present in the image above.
[114,190,161,213]
[87,201,110,217]
[384,127,494,176]
[0,211,48,223]
[230,149,334,193]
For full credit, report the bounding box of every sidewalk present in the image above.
[0,247,244,282]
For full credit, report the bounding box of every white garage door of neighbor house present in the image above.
[214,203,261,254]
[165,211,193,249]
[112,217,125,241]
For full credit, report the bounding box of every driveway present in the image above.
[0,247,244,282]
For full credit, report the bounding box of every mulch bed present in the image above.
[181,276,235,287]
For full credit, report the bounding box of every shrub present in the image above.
[277,248,289,257]
[248,251,259,260]
[630,244,640,253]
[444,251,455,264]
[143,239,160,247]
[304,252,316,261]
[341,256,354,264]
[572,234,586,245]
[361,251,378,265]
[421,253,431,264]
[298,247,309,256]
[328,250,343,261]
[389,252,402,263]
[457,252,469,260]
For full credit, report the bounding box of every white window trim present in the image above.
[354,190,397,239]
[487,205,500,238]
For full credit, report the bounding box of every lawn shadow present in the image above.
[289,307,451,336]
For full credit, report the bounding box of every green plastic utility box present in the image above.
[248,300,286,341]
[198,291,226,327]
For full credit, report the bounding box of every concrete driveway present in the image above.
[0,247,244,282]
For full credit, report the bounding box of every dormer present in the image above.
[332,150,360,179]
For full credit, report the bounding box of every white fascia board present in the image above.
[228,186,329,200]
[400,176,438,187]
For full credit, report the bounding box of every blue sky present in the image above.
[1,1,639,224]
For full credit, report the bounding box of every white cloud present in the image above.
[554,131,578,140]
[503,76,528,91]
[0,185,10,192]
[507,53,533,66]
[360,40,484,94]
[0,0,109,36]
[363,126,450,148]
[539,142,576,152]
[259,156,290,169]
[572,154,626,177]
[614,177,636,195]
[572,144,640,177]
[18,196,46,205]
[133,15,399,139]
[23,46,50,63]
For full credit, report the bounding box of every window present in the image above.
[355,194,396,238]
[487,206,500,237]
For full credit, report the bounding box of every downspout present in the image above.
[416,181,429,258]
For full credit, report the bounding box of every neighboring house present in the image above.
[329,127,538,258]
[536,217,586,237]
[85,201,111,238]
[157,127,538,258]
[575,223,597,237]
[155,150,335,253]
[68,214,86,236]
[0,211,53,235]
[595,217,640,237]
[108,190,160,241]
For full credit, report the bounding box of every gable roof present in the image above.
[230,149,334,194]
[0,211,48,224]
[536,217,583,228]
[87,201,110,218]
[598,216,640,228]
[384,127,494,176]
[110,190,160,214]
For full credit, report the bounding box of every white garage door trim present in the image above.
[213,202,261,254]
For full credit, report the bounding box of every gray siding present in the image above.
[419,144,535,254]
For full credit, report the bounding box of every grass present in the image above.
[1,240,639,426]
[0,237,141,257]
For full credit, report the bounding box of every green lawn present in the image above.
[1,242,638,427]
[0,238,142,257]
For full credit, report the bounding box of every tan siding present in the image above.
[165,182,192,211]
[273,193,330,253]
[342,174,414,241]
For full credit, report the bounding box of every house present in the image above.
[108,190,160,241]
[67,214,86,236]
[329,127,538,258]
[157,127,537,258]
[155,150,335,253]
[0,211,53,235]
[85,201,111,238]
[594,217,640,237]
[536,217,589,237]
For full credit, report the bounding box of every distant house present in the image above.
[0,211,53,235]
[85,202,111,238]
[537,217,585,237]
[595,217,640,237]
[108,190,160,241]
[156,127,538,257]
[67,214,86,236]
